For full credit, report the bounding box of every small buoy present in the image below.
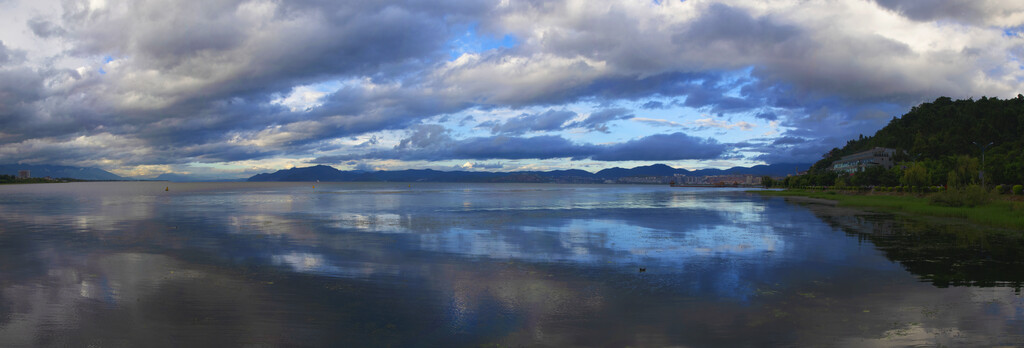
[639,267,646,273]
[165,187,169,191]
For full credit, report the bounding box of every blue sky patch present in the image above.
[448,23,518,60]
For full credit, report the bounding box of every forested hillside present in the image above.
[797,95,1024,187]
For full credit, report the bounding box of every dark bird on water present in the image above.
[639,267,646,273]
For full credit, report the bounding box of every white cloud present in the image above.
[632,117,686,128]
[762,120,781,137]
[271,81,343,112]
[435,53,610,106]
[691,118,755,131]
[1,0,1023,170]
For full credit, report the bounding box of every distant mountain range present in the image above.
[153,173,245,182]
[248,163,809,183]
[0,162,809,183]
[0,164,123,181]
[594,163,808,178]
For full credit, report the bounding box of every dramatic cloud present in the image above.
[395,124,452,150]
[690,118,756,131]
[457,162,504,170]
[26,17,66,38]
[319,134,594,162]
[570,107,634,133]
[0,0,1022,175]
[871,0,1024,26]
[641,101,664,110]
[481,109,578,135]
[318,130,725,163]
[632,118,687,128]
[590,132,727,161]
[0,41,25,65]
[772,136,808,145]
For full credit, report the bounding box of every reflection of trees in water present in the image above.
[813,210,1024,290]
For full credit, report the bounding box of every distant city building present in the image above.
[17,170,30,179]
[617,176,673,184]
[831,147,897,173]
[621,173,769,186]
[669,174,761,186]
[704,174,760,186]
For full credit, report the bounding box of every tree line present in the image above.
[0,175,85,184]
[775,95,1024,189]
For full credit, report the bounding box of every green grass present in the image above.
[753,190,1024,231]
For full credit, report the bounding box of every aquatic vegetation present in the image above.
[754,190,1024,230]
[927,185,992,207]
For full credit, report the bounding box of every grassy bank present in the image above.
[754,190,1024,231]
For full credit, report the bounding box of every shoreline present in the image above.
[751,189,1024,231]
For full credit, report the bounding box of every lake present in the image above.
[0,182,1022,346]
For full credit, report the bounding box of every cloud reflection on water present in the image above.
[0,182,1023,346]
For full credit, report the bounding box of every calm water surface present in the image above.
[0,182,1022,346]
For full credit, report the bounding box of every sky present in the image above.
[1,0,1023,179]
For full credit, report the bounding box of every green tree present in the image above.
[947,155,979,189]
[901,163,929,189]
[801,96,1024,186]
[835,177,848,190]
[946,170,960,189]
[850,165,897,186]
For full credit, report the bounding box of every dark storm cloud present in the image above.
[675,3,804,66]
[641,101,665,110]
[357,135,380,147]
[0,41,25,66]
[673,4,914,108]
[107,103,304,165]
[62,1,478,79]
[0,67,44,132]
[754,140,838,165]
[484,109,578,135]
[317,130,725,163]
[0,131,282,167]
[2,0,492,156]
[590,132,726,161]
[570,107,634,133]
[488,1,1020,113]
[681,87,759,115]
[316,134,592,162]
[2,0,1022,170]
[449,135,596,160]
[754,111,778,121]
[871,0,1024,26]
[466,68,767,117]
[458,115,476,127]
[573,72,722,107]
[27,17,67,38]
[395,124,452,149]
[753,102,903,164]
[0,0,511,167]
[772,136,807,145]
[671,3,947,106]
[0,42,11,65]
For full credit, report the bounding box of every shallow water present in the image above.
[0,182,1022,346]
